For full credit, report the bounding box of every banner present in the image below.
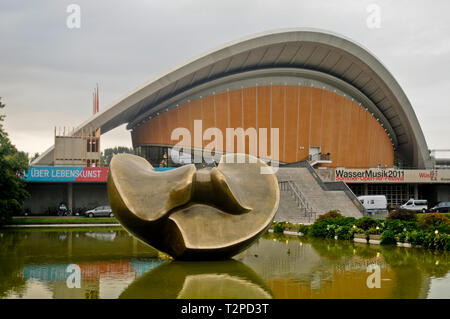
[334,168,450,183]
[22,166,174,182]
[22,166,109,182]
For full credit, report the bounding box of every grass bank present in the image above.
[5,217,118,225]
[0,226,123,232]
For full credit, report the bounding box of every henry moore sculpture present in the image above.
[107,153,279,260]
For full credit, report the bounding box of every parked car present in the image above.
[84,206,114,217]
[358,195,387,212]
[400,199,428,213]
[428,201,450,213]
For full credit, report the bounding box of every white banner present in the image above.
[334,168,450,183]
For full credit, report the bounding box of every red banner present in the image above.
[74,167,109,182]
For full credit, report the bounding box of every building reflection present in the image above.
[235,233,448,299]
[21,259,164,299]
[0,229,164,299]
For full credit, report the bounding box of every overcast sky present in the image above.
[1,0,449,157]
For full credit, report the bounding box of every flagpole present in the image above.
[96,83,99,113]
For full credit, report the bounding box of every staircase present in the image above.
[275,163,365,223]
[275,180,317,224]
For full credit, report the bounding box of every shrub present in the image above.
[355,217,380,230]
[350,226,366,236]
[310,221,336,238]
[383,219,418,234]
[335,217,357,226]
[317,210,343,221]
[273,221,286,233]
[285,222,299,230]
[336,225,353,240]
[408,230,426,246]
[422,232,450,251]
[418,213,450,234]
[395,231,408,243]
[380,229,397,245]
[298,224,310,235]
[309,221,327,237]
[386,208,417,221]
[367,227,382,235]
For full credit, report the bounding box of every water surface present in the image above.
[0,229,448,299]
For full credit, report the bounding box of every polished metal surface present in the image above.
[107,153,279,260]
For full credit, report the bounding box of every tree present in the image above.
[0,98,30,224]
[29,152,40,163]
[0,97,5,137]
[100,146,134,166]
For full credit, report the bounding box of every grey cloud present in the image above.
[1,0,449,155]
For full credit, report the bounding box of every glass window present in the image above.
[350,183,415,207]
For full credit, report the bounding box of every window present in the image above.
[349,183,415,207]
[370,200,375,204]
[136,145,190,167]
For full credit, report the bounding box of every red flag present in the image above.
[92,84,99,115]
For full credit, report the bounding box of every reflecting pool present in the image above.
[0,228,448,299]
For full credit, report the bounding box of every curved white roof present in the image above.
[33,28,431,168]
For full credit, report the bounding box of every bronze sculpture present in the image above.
[107,153,279,260]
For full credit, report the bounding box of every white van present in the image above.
[357,195,387,212]
[400,199,428,213]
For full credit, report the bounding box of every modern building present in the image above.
[53,127,101,167]
[28,28,450,212]
[33,28,431,169]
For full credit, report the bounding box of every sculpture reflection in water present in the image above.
[108,153,280,260]
[119,260,272,299]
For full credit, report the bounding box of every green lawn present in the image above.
[7,217,118,225]
[0,226,123,232]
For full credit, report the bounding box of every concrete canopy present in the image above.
[33,28,431,168]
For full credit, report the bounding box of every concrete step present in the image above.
[276,167,363,220]
[274,187,316,224]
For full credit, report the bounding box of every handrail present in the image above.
[308,152,331,162]
[280,160,368,216]
[288,180,312,212]
[303,161,368,216]
[278,179,317,223]
[324,180,368,216]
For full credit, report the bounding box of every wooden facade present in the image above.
[131,85,394,168]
